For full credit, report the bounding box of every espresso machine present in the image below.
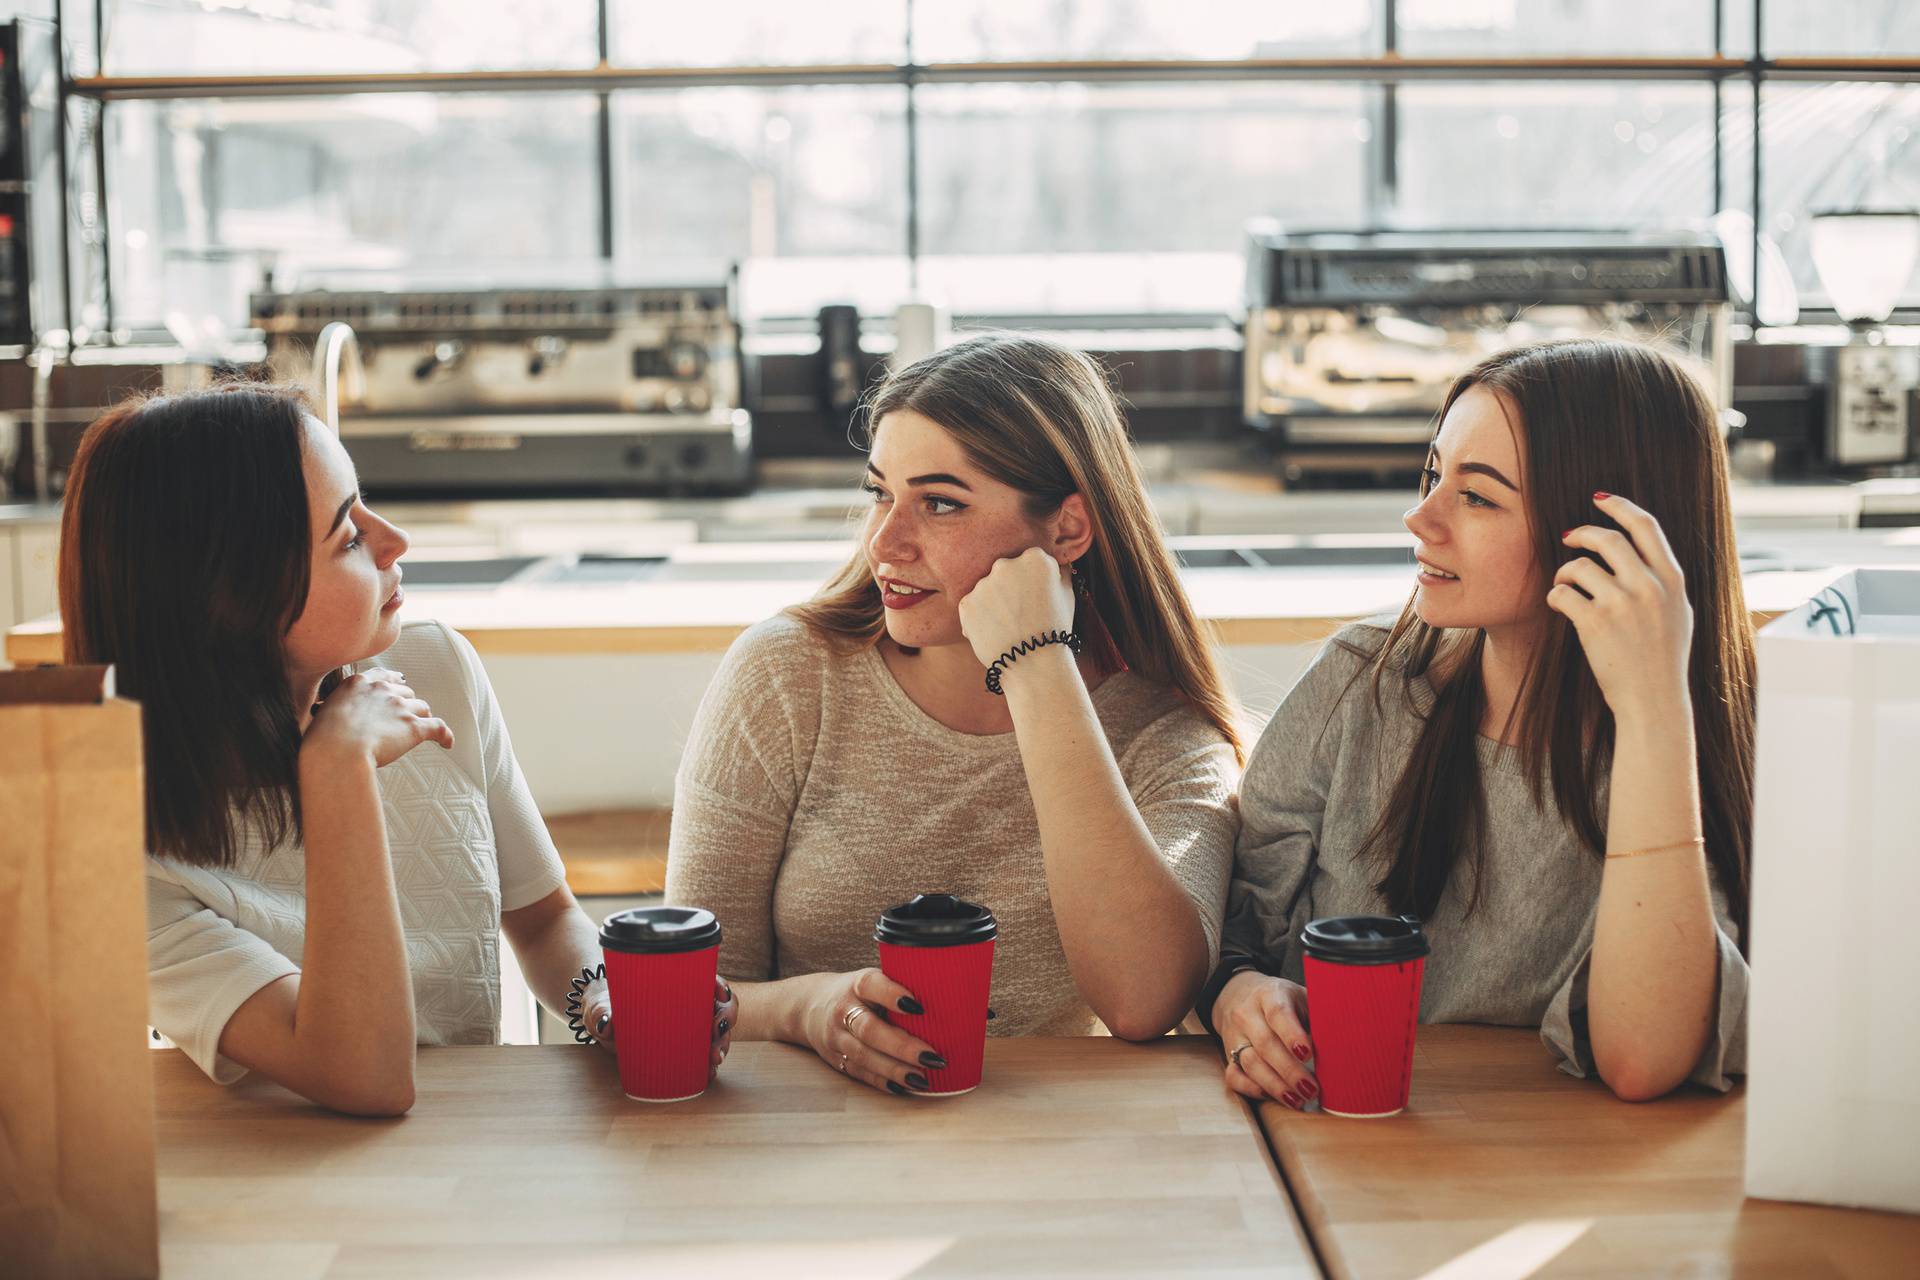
[1243,227,1733,480]
[252,278,753,495]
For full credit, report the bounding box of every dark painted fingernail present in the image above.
[1298,1078,1318,1098]
[1594,490,1612,501]
[1561,529,1575,540]
[919,1052,947,1070]
[719,979,733,1003]
[713,1017,729,1041]
[906,1072,930,1091]
[897,996,925,1015]
[1282,1091,1299,1108]
[886,1081,908,1096]
[1293,1043,1312,1062]
[597,1014,610,1034]
[986,1007,997,1021]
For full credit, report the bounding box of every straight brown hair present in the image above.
[789,332,1243,761]
[59,384,326,868]
[1351,338,1755,945]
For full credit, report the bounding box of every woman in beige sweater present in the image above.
[666,334,1243,1095]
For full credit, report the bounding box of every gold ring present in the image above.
[843,1005,867,1033]
[1230,1042,1254,1070]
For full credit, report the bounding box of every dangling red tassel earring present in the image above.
[1072,559,1128,677]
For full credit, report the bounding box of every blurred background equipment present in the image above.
[253,279,752,496]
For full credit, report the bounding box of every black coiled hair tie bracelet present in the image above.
[984,629,1083,695]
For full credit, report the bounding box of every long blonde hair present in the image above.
[787,332,1243,761]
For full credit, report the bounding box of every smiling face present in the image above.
[1402,384,1548,634]
[861,408,1061,649]
[281,416,411,683]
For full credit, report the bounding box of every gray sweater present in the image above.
[665,616,1241,1037]
[1223,621,1747,1090]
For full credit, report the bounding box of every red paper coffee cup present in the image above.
[600,907,722,1103]
[1299,915,1429,1118]
[875,894,997,1096]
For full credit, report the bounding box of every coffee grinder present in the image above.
[1809,211,1920,469]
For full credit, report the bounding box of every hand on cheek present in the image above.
[955,547,1076,669]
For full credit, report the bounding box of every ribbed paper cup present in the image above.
[875,894,998,1096]
[600,907,722,1103]
[1300,915,1429,1118]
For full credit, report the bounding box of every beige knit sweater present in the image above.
[664,616,1241,1036]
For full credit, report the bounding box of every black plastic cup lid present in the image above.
[600,906,722,955]
[875,894,998,947]
[1300,914,1430,966]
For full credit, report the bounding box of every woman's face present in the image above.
[1401,385,1547,634]
[861,409,1061,650]
[282,416,411,681]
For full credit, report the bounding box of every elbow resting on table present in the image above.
[311,1073,416,1118]
[1596,1055,1687,1104]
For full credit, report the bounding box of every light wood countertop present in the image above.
[151,1036,1313,1278]
[1256,1025,1920,1279]
[3,567,1834,665]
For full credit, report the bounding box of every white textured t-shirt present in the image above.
[144,620,568,1083]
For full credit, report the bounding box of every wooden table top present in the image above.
[151,1035,1314,1279]
[1256,1025,1920,1279]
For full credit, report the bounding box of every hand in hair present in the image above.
[1550,493,1694,722]
[302,667,456,767]
[955,545,1076,676]
[1213,972,1318,1110]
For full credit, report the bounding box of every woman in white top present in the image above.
[59,385,733,1114]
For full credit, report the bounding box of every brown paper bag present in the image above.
[0,666,158,1279]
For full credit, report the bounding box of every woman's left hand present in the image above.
[1549,492,1694,721]
[956,546,1076,671]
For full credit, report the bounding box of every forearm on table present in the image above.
[291,750,417,1095]
[501,887,605,1018]
[1003,649,1210,1039]
[1588,709,1721,1099]
[728,972,830,1044]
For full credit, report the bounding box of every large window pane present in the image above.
[1398,84,1718,227]
[1396,0,1717,56]
[609,1,906,66]
[919,83,1373,254]
[102,0,598,75]
[1764,2,1920,58]
[1762,83,1920,308]
[612,86,907,312]
[914,1,1377,61]
[108,94,600,330]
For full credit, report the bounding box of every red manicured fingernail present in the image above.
[1298,1078,1318,1098]
[1281,1091,1299,1108]
[1293,1043,1312,1062]
[1593,491,1611,501]
[1561,529,1575,540]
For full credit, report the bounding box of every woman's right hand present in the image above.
[302,667,455,767]
[1214,972,1318,1109]
[800,968,947,1096]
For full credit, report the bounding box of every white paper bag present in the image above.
[1746,568,1920,1214]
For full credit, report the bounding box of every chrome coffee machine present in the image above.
[1243,227,1733,480]
[252,279,752,495]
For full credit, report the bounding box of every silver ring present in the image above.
[1229,1042,1254,1070]
[843,1005,867,1033]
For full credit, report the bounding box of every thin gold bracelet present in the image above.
[1606,836,1706,861]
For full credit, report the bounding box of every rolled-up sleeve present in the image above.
[146,871,299,1085]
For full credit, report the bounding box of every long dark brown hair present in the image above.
[59,384,327,868]
[788,332,1243,760]
[1353,338,1755,945]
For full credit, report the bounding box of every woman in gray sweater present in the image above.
[1207,338,1753,1107]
